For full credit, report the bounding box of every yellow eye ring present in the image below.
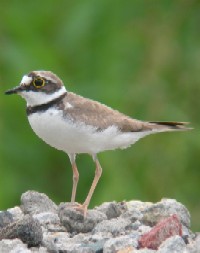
[33,77,45,88]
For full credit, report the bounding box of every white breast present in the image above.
[28,108,151,154]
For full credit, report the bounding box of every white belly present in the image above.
[28,108,150,154]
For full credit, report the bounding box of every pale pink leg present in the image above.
[76,154,102,216]
[69,154,79,203]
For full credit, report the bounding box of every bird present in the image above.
[5,70,190,216]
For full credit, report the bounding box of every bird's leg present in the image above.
[83,155,102,207]
[69,154,79,203]
[76,154,102,216]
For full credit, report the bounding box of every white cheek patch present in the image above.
[21,75,32,85]
[19,86,67,107]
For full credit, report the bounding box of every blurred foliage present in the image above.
[1,0,200,230]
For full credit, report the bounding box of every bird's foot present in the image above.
[73,203,88,218]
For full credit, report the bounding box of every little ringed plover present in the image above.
[5,71,190,216]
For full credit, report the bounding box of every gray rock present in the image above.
[84,232,111,243]
[0,239,31,253]
[0,215,43,247]
[125,200,152,213]
[43,229,108,252]
[132,249,156,253]
[0,211,13,228]
[186,233,200,253]
[125,199,190,228]
[131,220,142,231]
[158,235,186,253]
[138,225,152,235]
[42,231,70,251]
[7,206,24,222]
[43,231,105,251]
[142,199,191,228]
[93,217,133,236]
[103,234,139,253]
[33,212,60,224]
[54,244,95,253]
[43,231,99,252]
[123,200,149,222]
[59,203,106,233]
[21,191,57,215]
[33,212,65,232]
[30,246,48,252]
[55,235,105,253]
[77,232,110,252]
[95,201,127,219]
[84,239,106,253]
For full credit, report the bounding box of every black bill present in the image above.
[5,86,23,95]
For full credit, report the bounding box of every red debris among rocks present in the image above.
[138,214,182,250]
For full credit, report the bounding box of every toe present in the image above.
[74,204,88,217]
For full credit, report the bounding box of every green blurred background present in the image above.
[1,1,200,230]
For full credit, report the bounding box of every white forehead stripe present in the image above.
[21,75,32,85]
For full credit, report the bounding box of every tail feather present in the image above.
[148,121,192,131]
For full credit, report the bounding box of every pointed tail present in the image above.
[148,121,192,132]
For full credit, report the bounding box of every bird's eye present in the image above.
[33,77,45,88]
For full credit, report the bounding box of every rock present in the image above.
[113,247,135,253]
[124,199,190,228]
[0,215,43,247]
[142,199,190,228]
[59,202,106,233]
[30,246,48,252]
[138,225,152,235]
[43,231,103,252]
[0,238,31,253]
[129,249,156,253]
[103,234,139,253]
[21,191,57,215]
[53,244,95,253]
[85,231,112,244]
[42,231,70,251]
[33,212,65,232]
[95,201,127,219]
[7,206,24,222]
[124,200,152,222]
[138,215,182,250]
[0,211,13,229]
[186,233,200,253]
[93,217,133,236]
[157,235,186,253]
[43,227,109,252]
[84,239,107,253]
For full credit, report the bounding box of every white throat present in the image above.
[19,86,67,107]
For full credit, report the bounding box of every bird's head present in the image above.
[5,71,67,106]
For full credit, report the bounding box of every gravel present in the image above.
[0,190,198,252]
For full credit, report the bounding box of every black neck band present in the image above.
[26,92,67,115]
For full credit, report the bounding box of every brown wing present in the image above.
[59,92,191,132]
[59,92,146,132]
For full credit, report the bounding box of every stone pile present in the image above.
[0,191,199,252]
